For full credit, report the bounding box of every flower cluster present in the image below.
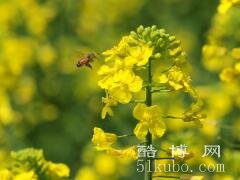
[158,66,197,97]
[98,25,190,119]
[219,47,240,82]
[202,3,240,82]
[93,25,204,163]
[0,148,70,180]
[200,2,240,179]
[98,35,152,118]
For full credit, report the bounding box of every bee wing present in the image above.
[73,50,85,58]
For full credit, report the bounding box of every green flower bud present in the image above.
[169,40,181,49]
[142,27,151,39]
[159,29,166,35]
[130,31,138,39]
[137,25,144,34]
[170,47,183,57]
[151,25,157,31]
[153,53,161,59]
[147,41,153,46]
[145,27,151,34]
[156,38,163,46]
[150,31,159,39]
[169,36,176,42]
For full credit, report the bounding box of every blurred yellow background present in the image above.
[0,0,239,179]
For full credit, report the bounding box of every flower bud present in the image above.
[169,36,176,42]
[153,53,161,59]
[170,40,181,49]
[130,31,138,39]
[151,25,157,31]
[137,25,144,33]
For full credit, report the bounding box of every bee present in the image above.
[76,52,96,70]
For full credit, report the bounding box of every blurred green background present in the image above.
[1,0,240,179]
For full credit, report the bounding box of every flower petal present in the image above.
[134,123,148,140]
[133,103,146,120]
[149,121,166,138]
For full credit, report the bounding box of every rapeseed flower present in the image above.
[107,146,138,160]
[183,101,206,127]
[235,62,240,72]
[101,94,118,119]
[218,0,240,14]
[99,69,143,115]
[231,47,240,60]
[92,128,138,160]
[48,162,70,178]
[14,171,37,180]
[133,103,166,140]
[158,66,194,96]
[0,169,11,180]
[92,127,117,150]
[220,67,237,82]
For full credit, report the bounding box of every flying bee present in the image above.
[76,52,97,70]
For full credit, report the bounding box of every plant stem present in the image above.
[162,115,183,119]
[145,59,152,180]
[117,134,135,138]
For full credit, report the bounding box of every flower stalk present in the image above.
[145,58,153,180]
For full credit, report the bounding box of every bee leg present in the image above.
[86,63,92,70]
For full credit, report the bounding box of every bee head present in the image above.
[76,62,81,67]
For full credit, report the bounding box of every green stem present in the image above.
[162,115,183,119]
[117,134,135,138]
[130,100,146,103]
[145,59,152,180]
[151,89,172,93]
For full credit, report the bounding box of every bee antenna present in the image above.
[94,52,100,56]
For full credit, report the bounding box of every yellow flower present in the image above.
[218,0,232,14]
[202,45,227,71]
[218,0,240,14]
[14,171,38,180]
[107,146,138,160]
[92,128,117,150]
[48,162,70,178]
[220,67,236,82]
[102,36,133,62]
[0,169,12,180]
[231,47,240,60]
[98,66,116,90]
[101,95,118,119]
[125,43,153,67]
[99,33,154,117]
[158,66,192,92]
[94,154,116,176]
[75,167,97,180]
[183,101,206,127]
[235,62,240,72]
[98,65,114,76]
[133,104,166,140]
[99,69,143,104]
[102,35,153,67]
